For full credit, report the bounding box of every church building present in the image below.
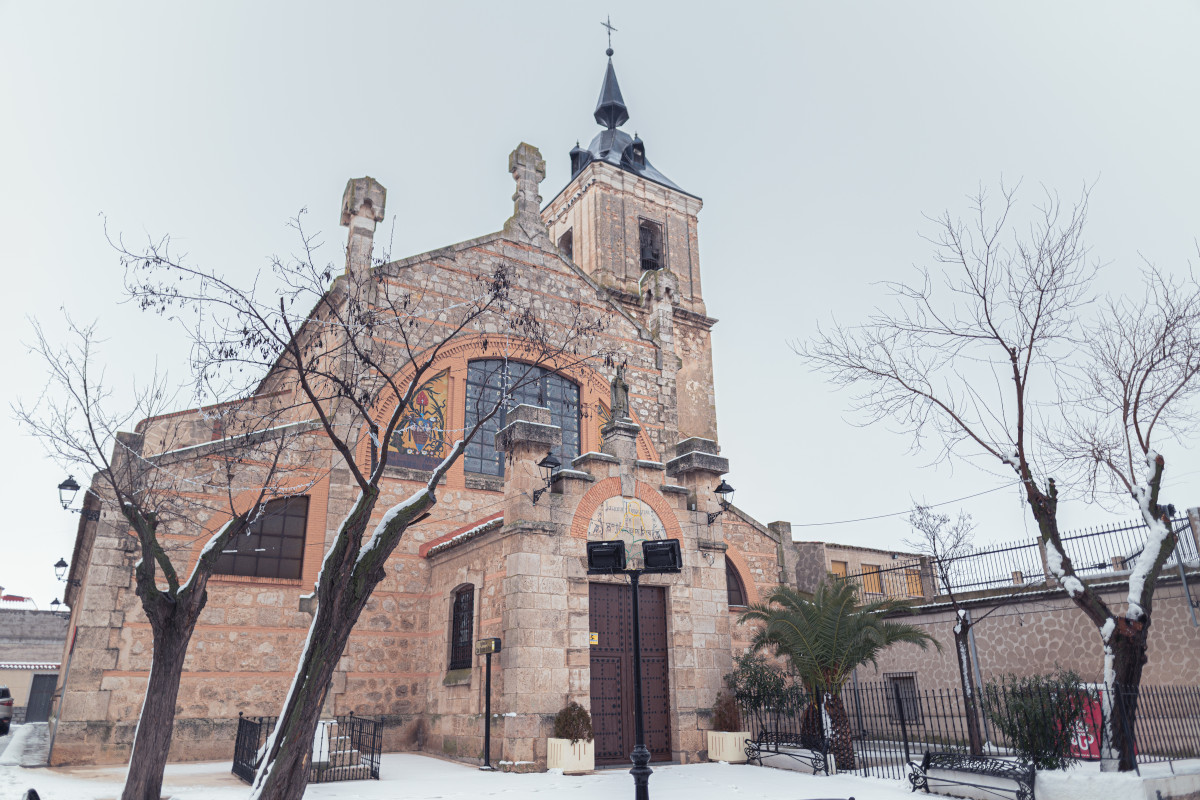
[50,50,814,769]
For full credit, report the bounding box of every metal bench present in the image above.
[908,751,1034,800]
[744,729,830,775]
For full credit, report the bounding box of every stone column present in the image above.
[340,177,386,281]
[664,437,730,527]
[495,404,561,525]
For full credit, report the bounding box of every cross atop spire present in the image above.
[601,15,617,55]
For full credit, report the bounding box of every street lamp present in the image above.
[55,557,81,588]
[706,479,735,525]
[57,475,100,520]
[531,452,562,505]
[586,537,683,800]
[49,598,69,619]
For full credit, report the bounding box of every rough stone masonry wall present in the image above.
[0,610,68,662]
[864,577,1200,691]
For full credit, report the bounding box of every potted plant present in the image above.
[707,690,751,763]
[546,701,594,773]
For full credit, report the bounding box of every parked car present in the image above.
[0,685,12,734]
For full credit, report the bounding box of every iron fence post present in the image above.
[894,681,911,765]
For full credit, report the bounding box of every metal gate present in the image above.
[25,674,57,723]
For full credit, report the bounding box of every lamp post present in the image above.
[586,537,683,800]
[706,479,734,525]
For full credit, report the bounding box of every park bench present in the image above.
[744,729,831,775]
[908,751,1034,800]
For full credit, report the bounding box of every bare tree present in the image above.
[118,189,607,798]
[802,183,1200,770]
[15,318,314,800]
[1053,265,1200,766]
[905,505,993,755]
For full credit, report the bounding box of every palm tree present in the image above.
[739,579,939,770]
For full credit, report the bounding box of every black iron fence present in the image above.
[840,515,1197,599]
[737,680,1200,780]
[232,712,382,784]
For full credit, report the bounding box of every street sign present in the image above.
[475,637,502,655]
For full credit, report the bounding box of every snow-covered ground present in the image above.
[0,753,914,800]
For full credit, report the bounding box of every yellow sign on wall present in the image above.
[589,631,599,645]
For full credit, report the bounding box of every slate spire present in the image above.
[593,48,630,130]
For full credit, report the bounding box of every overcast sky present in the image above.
[3,2,1199,608]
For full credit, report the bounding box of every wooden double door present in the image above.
[588,582,672,766]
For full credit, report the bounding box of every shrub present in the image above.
[724,652,787,703]
[711,690,742,732]
[552,701,593,745]
[981,670,1091,770]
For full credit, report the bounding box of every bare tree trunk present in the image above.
[121,601,203,800]
[251,486,429,800]
[1109,626,1148,772]
[953,622,984,756]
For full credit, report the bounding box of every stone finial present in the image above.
[341,177,387,227]
[503,143,550,242]
[341,177,386,279]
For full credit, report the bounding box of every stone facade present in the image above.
[50,63,813,768]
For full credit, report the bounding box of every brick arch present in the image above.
[723,546,760,607]
[353,334,659,476]
[569,478,683,544]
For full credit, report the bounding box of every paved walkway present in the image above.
[0,723,51,767]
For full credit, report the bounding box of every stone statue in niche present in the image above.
[611,365,630,420]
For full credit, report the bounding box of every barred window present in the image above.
[463,359,581,477]
[726,560,747,608]
[448,585,475,671]
[215,496,308,580]
[886,673,922,724]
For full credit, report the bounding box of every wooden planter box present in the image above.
[707,730,751,763]
[546,738,594,773]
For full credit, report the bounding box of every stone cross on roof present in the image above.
[503,142,550,243]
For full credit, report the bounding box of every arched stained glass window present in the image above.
[464,359,581,477]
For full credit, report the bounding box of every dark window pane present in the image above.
[449,586,474,670]
[215,496,309,580]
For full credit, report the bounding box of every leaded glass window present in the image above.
[215,496,308,580]
[463,359,581,477]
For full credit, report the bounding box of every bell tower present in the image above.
[542,45,718,446]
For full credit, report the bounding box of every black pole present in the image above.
[893,681,911,765]
[629,569,651,800]
[482,650,494,770]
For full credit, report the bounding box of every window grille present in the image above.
[215,496,308,580]
[463,359,581,477]
[885,673,922,724]
[830,560,848,579]
[448,586,474,671]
